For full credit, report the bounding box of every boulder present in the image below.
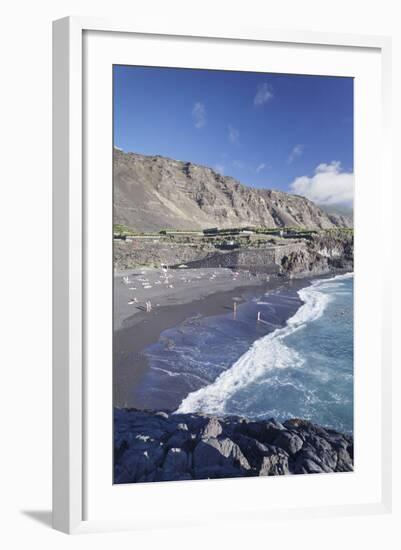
[113,408,354,482]
[193,437,250,476]
[336,446,353,472]
[193,438,224,470]
[259,448,290,476]
[302,437,338,470]
[293,448,332,474]
[119,445,164,482]
[201,417,223,439]
[114,464,133,484]
[163,447,189,473]
[114,435,129,463]
[232,434,270,470]
[165,430,196,452]
[273,430,304,455]
[294,458,325,474]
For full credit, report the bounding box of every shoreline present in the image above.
[114,280,271,408]
[114,408,354,483]
[114,267,272,331]
[113,268,323,409]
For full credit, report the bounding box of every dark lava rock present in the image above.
[234,419,284,445]
[193,437,250,474]
[201,417,223,438]
[259,447,290,476]
[118,444,165,483]
[163,447,190,473]
[165,430,196,452]
[231,434,271,470]
[273,430,304,455]
[114,409,353,483]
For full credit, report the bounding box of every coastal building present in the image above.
[125,235,162,241]
[159,229,203,236]
[203,227,256,237]
[203,227,219,236]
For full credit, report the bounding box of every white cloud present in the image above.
[192,102,206,128]
[214,164,225,175]
[233,160,244,169]
[254,83,274,107]
[228,125,240,144]
[256,163,267,173]
[290,161,354,206]
[287,144,304,164]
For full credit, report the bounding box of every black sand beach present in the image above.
[113,268,312,409]
[114,279,266,407]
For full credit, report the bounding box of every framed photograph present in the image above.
[52,17,392,534]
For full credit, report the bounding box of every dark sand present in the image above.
[114,283,266,407]
[114,267,273,330]
[113,269,312,408]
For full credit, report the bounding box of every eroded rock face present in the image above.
[114,231,353,276]
[279,233,354,276]
[201,417,223,439]
[114,149,352,232]
[259,448,290,476]
[114,409,353,484]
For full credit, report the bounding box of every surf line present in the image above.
[175,275,334,415]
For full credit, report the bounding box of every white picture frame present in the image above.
[52,16,392,534]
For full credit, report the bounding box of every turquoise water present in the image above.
[177,274,354,433]
[138,274,354,434]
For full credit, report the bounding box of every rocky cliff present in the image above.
[114,149,353,232]
[114,231,353,275]
[114,408,353,483]
[279,232,354,277]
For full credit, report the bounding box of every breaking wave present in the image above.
[176,274,352,415]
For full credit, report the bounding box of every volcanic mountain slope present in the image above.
[114,149,353,232]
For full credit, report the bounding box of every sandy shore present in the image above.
[114,268,275,408]
[114,267,271,330]
[113,267,305,408]
[113,267,347,410]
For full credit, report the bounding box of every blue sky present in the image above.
[114,66,354,206]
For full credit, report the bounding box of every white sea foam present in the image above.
[175,275,349,415]
[331,272,354,280]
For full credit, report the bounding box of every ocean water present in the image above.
[136,274,354,434]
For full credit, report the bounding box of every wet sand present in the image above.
[114,284,270,407]
[113,267,309,408]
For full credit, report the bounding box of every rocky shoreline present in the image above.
[114,408,353,484]
[114,231,353,275]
